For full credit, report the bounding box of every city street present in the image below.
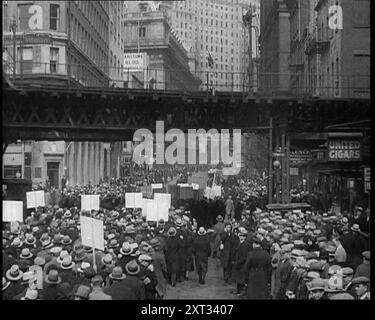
[165,258,237,300]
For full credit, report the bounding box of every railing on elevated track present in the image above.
[2,59,370,99]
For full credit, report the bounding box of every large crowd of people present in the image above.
[2,168,371,300]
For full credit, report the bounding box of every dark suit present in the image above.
[121,275,146,300]
[193,233,211,283]
[165,235,182,286]
[220,232,239,283]
[244,247,271,299]
[104,280,137,300]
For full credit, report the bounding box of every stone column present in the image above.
[76,142,82,186]
[99,143,104,183]
[83,142,89,185]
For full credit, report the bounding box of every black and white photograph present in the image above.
[2,0,371,305]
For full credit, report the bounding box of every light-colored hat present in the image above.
[198,227,206,235]
[138,254,152,262]
[6,265,24,281]
[20,248,33,260]
[57,250,69,263]
[109,266,126,280]
[60,255,75,270]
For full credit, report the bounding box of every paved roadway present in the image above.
[165,257,239,300]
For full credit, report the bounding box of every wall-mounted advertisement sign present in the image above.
[290,149,312,164]
[328,139,362,161]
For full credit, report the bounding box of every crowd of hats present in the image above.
[2,191,203,300]
[249,207,370,300]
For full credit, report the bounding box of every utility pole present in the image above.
[11,16,16,81]
[268,117,273,204]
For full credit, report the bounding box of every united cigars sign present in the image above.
[328,139,362,161]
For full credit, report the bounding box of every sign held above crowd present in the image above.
[3,201,23,222]
[81,195,100,211]
[26,190,45,209]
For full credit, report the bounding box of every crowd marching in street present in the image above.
[2,168,371,300]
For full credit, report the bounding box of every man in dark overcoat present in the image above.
[244,236,271,299]
[220,223,238,283]
[164,227,182,286]
[232,229,252,296]
[193,227,211,284]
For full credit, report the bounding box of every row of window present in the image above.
[14,46,60,74]
[70,15,108,68]
[75,0,109,43]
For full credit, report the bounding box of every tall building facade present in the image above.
[108,1,126,87]
[2,1,112,86]
[285,0,370,98]
[123,5,201,91]
[2,1,125,187]
[259,0,291,94]
[160,0,260,92]
[305,0,370,98]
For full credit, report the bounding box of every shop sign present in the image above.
[328,139,361,161]
[290,149,312,164]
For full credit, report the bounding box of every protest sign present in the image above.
[3,201,23,222]
[80,216,104,251]
[26,190,45,209]
[125,193,143,208]
[151,183,163,189]
[81,195,100,211]
[154,193,171,221]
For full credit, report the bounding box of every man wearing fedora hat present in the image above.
[4,265,25,300]
[232,229,252,296]
[243,236,272,299]
[193,227,211,285]
[123,260,146,300]
[149,238,167,299]
[41,269,64,300]
[104,266,136,300]
[212,215,225,259]
[354,251,370,279]
[350,224,369,269]
[350,276,370,300]
[59,255,80,288]
[89,275,112,300]
[138,254,158,299]
[307,278,326,300]
[165,227,182,287]
[220,223,238,284]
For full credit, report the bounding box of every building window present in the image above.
[139,27,146,37]
[3,166,22,179]
[35,167,42,179]
[50,4,60,31]
[18,47,33,73]
[50,48,59,73]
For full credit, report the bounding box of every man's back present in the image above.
[104,281,137,300]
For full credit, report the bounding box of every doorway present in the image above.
[47,162,60,188]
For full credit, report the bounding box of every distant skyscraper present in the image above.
[157,0,260,92]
